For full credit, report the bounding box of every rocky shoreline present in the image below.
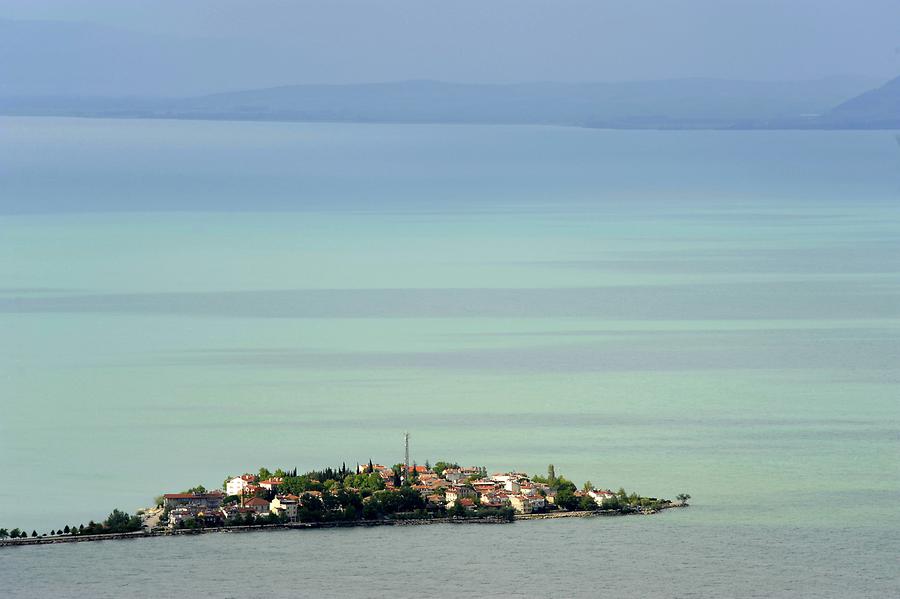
[0,504,686,549]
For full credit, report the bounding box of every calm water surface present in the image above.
[1,518,898,598]
[1,118,898,597]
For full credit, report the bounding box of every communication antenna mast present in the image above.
[404,432,410,478]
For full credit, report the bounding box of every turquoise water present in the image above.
[1,118,898,596]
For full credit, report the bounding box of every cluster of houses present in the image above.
[413,467,617,514]
[162,475,301,528]
[160,464,618,528]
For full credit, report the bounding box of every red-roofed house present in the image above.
[244,497,270,514]
[445,485,476,507]
[480,493,508,508]
[259,478,283,491]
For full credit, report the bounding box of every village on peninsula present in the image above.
[0,436,689,546]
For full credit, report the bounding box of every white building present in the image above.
[508,494,545,514]
[445,485,476,507]
[270,495,299,521]
[226,476,253,497]
[508,494,532,514]
[589,489,616,506]
[443,469,465,483]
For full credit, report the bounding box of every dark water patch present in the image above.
[94,410,892,433]
[2,283,898,320]
[0,287,76,294]
[447,326,900,340]
[521,242,900,275]
[149,331,900,374]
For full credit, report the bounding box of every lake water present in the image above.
[1,117,898,597]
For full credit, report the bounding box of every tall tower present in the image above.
[404,432,410,477]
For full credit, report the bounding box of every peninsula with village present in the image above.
[1,445,690,547]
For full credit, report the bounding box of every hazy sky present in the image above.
[2,0,899,95]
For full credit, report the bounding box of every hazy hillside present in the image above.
[0,78,877,129]
[822,75,900,128]
[175,79,872,126]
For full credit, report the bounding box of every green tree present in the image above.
[556,478,577,494]
[104,509,142,533]
[10,528,21,539]
[578,496,598,511]
[376,487,426,515]
[279,475,321,496]
[555,489,579,511]
[432,461,459,476]
[582,480,594,492]
[0,528,8,539]
[601,496,622,510]
[362,500,382,520]
[343,472,385,492]
[31,530,37,537]
[63,525,70,534]
[258,467,273,481]
[676,493,691,505]
[449,501,467,518]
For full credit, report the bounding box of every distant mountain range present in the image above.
[0,76,897,130]
[0,17,896,129]
[817,75,900,128]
